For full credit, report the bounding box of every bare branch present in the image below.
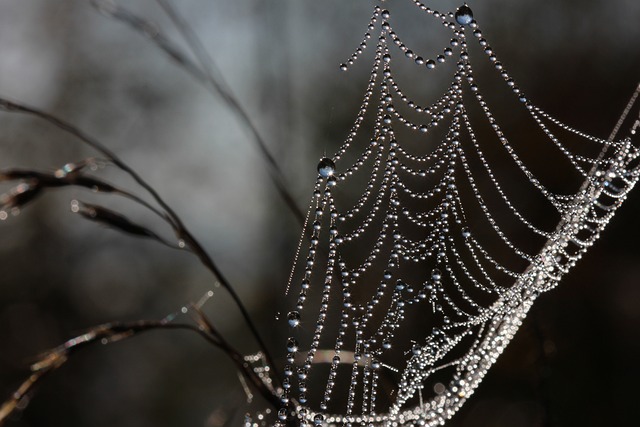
[0,315,280,424]
[0,97,281,388]
[90,0,306,226]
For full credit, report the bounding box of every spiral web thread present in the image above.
[271,2,640,426]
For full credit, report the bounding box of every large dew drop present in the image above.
[317,158,336,178]
[287,311,301,327]
[455,4,474,26]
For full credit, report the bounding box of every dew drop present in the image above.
[339,63,348,71]
[277,408,288,421]
[371,358,381,370]
[317,158,336,178]
[461,227,471,239]
[314,414,325,426]
[286,337,299,353]
[431,268,442,281]
[455,4,474,26]
[412,344,422,355]
[287,311,301,328]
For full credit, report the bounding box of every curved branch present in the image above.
[0,316,280,424]
[0,97,281,388]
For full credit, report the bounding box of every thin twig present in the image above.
[189,305,279,406]
[92,0,305,226]
[0,317,280,424]
[1,165,175,232]
[0,97,281,388]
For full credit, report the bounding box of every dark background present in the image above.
[0,0,639,426]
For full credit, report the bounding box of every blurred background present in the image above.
[0,0,639,426]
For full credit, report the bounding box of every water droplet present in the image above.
[339,63,348,71]
[0,210,7,221]
[317,158,336,178]
[177,239,186,248]
[287,311,301,327]
[455,4,474,26]
[286,337,299,353]
[431,268,442,281]
[314,414,324,426]
[461,227,471,239]
[277,408,288,421]
[371,358,381,370]
[55,163,73,178]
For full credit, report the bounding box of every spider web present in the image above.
[272,2,640,426]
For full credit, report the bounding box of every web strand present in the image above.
[270,3,640,426]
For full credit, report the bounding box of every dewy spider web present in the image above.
[271,2,640,426]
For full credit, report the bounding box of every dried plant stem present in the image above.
[91,0,305,226]
[0,316,280,424]
[0,97,281,389]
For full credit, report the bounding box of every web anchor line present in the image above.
[266,3,640,427]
